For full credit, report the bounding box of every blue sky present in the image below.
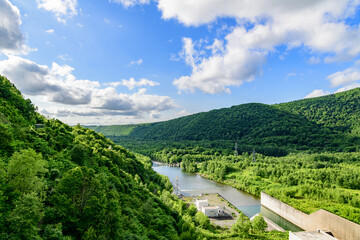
[1,0,360,125]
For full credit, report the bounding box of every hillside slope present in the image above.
[89,88,360,154]
[0,75,180,239]
[0,75,289,240]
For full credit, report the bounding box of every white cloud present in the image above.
[109,77,159,90]
[37,0,78,23]
[158,0,360,94]
[111,0,150,8]
[45,29,54,34]
[0,0,29,54]
[0,55,94,104]
[0,55,175,118]
[304,89,331,99]
[76,23,83,28]
[129,58,143,66]
[335,83,360,93]
[175,109,190,117]
[173,35,265,94]
[327,67,360,87]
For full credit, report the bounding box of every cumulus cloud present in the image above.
[0,56,95,104]
[173,35,265,94]
[0,0,28,54]
[335,83,360,93]
[45,29,54,34]
[161,0,360,94]
[304,89,331,99]
[37,0,78,23]
[0,55,175,118]
[111,0,150,8]
[327,67,360,87]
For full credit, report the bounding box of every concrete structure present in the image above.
[202,206,219,217]
[261,192,360,240]
[289,230,337,240]
[202,206,224,217]
[195,199,208,210]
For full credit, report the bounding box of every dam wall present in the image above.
[261,192,360,240]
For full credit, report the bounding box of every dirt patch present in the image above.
[188,193,240,228]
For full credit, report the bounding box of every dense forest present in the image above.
[89,88,360,156]
[89,87,360,228]
[0,75,288,239]
[153,149,360,224]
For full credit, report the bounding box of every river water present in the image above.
[153,162,303,232]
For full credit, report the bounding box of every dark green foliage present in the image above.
[86,85,360,231]
[89,87,360,156]
[251,215,267,232]
[0,76,182,239]
[9,193,44,240]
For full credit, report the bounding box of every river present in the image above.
[153,162,303,232]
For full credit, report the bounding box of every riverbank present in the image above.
[153,161,313,232]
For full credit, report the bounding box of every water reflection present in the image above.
[153,163,259,213]
[153,163,304,231]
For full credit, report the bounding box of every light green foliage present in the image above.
[43,223,64,240]
[9,193,44,240]
[251,214,267,232]
[7,149,47,194]
[175,150,360,224]
[232,212,251,236]
[195,211,210,229]
[188,204,198,217]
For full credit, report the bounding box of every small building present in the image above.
[202,206,224,218]
[195,199,208,210]
[289,230,337,240]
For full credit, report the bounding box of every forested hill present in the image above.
[0,75,289,239]
[275,89,360,133]
[89,88,360,154]
[0,75,180,239]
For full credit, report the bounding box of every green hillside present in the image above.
[0,75,181,239]
[88,88,360,155]
[276,89,360,132]
[0,75,288,239]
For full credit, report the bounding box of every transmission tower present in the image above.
[234,141,238,156]
[175,176,179,195]
[252,148,256,163]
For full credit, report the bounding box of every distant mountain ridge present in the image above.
[88,88,360,153]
